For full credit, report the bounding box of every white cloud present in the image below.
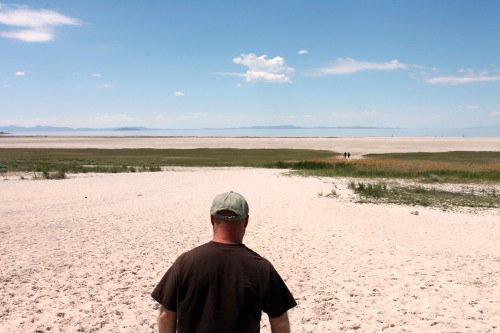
[314,58,410,75]
[298,50,308,55]
[91,73,102,77]
[1,28,53,42]
[491,111,500,117]
[233,54,294,74]
[193,112,208,117]
[425,68,500,85]
[2,84,8,88]
[0,5,81,42]
[98,84,111,89]
[459,105,480,109]
[245,71,291,83]
[425,74,500,85]
[232,53,294,83]
[331,111,382,119]
[14,71,25,76]
[173,91,185,97]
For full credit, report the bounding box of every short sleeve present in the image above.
[151,259,180,312]
[262,265,297,318]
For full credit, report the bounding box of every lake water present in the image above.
[3,128,500,138]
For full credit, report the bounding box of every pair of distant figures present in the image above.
[343,152,351,159]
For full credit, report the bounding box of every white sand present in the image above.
[1,167,499,332]
[1,136,500,156]
[1,137,500,332]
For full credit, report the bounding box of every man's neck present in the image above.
[212,235,242,244]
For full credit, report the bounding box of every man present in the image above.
[152,191,297,333]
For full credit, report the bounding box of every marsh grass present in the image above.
[348,181,499,209]
[0,148,336,175]
[282,152,500,183]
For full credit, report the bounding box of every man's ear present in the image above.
[244,216,249,228]
[210,215,215,226]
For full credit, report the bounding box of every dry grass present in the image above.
[287,154,500,182]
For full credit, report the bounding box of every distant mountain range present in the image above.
[0,125,402,133]
[0,125,152,132]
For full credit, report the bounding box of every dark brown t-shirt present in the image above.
[151,241,297,333]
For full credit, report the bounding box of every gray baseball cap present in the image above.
[210,191,249,221]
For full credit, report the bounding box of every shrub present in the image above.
[0,164,7,173]
[148,165,162,172]
[42,170,66,179]
[429,174,439,182]
[274,161,292,169]
[349,182,387,198]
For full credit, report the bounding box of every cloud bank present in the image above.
[0,5,81,42]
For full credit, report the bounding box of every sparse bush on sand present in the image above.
[42,170,66,180]
[347,181,499,210]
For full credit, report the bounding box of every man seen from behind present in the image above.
[151,191,297,333]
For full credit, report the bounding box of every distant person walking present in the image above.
[347,152,351,159]
[152,191,297,333]
[344,152,347,159]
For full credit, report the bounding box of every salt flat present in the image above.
[1,136,500,157]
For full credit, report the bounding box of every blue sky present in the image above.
[1,1,499,129]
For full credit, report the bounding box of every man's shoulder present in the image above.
[180,242,273,267]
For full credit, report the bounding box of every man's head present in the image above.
[210,191,249,222]
[210,191,249,243]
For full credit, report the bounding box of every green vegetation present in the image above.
[364,151,500,163]
[1,148,499,183]
[0,147,336,175]
[348,181,499,210]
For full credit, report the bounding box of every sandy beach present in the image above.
[1,137,499,332]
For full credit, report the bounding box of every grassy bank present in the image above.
[0,148,337,175]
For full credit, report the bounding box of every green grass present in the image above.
[348,181,499,210]
[364,151,500,163]
[0,148,337,174]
